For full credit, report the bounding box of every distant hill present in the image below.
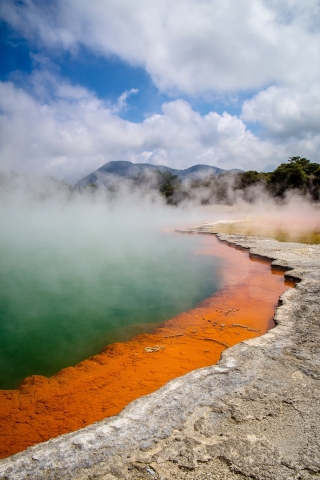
[75,161,242,188]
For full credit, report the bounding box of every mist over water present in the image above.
[1,174,319,390]
[0,179,223,389]
[209,195,320,244]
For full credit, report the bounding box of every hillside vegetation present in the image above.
[237,157,320,199]
[153,156,320,205]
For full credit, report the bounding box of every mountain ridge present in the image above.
[75,160,242,188]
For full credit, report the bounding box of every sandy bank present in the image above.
[0,232,319,479]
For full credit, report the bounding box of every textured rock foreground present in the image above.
[1,231,319,480]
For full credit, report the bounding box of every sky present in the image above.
[0,0,320,183]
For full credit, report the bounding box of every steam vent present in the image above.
[1,230,319,479]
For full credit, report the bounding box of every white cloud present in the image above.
[1,0,320,95]
[242,83,320,140]
[2,72,319,182]
[111,88,139,114]
[0,74,282,181]
[1,0,320,169]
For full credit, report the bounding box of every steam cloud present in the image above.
[0,172,318,389]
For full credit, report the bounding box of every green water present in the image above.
[0,226,221,389]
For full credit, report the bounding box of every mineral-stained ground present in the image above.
[0,231,319,480]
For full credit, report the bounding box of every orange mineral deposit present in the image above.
[0,235,294,459]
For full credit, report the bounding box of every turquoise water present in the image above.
[0,202,221,389]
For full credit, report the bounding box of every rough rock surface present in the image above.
[0,231,319,480]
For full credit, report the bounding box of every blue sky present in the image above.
[0,0,320,182]
[1,22,247,122]
[0,22,166,122]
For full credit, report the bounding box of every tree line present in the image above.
[155,156,320,205]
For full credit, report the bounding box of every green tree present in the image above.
[158,171,181,199]
[236,170,268,190]
[268,157,311,197]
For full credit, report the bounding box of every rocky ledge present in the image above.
[1,231,319,480]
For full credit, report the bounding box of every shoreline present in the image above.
[0,231,319,479]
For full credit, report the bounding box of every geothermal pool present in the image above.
[1,183,318,459]
[0,230,221,390]
[1,191,306,459]
[0,232,293,459]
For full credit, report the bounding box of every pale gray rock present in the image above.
[0,231,319,480]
